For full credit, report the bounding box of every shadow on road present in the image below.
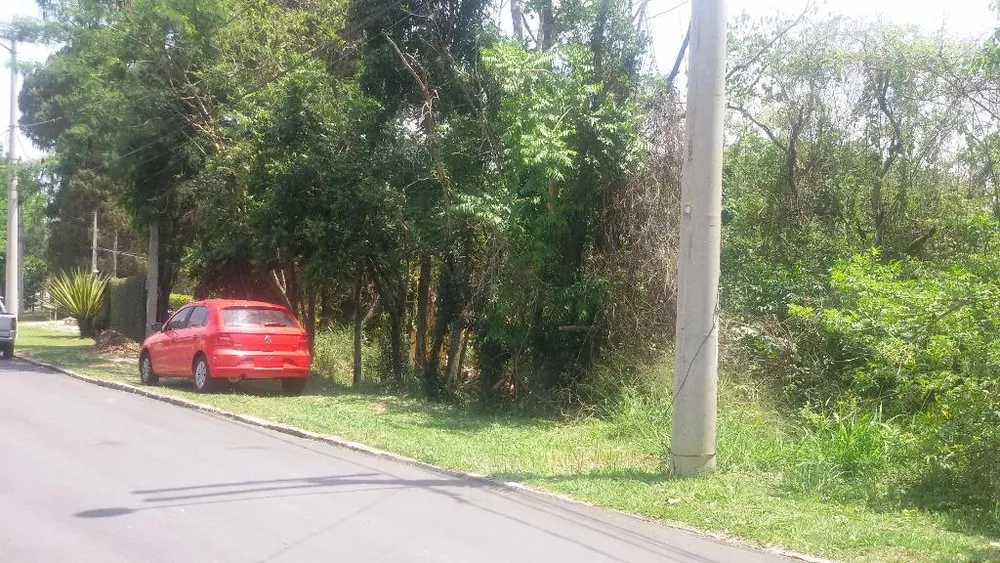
[74,457,727,563]
[0,360,57,374]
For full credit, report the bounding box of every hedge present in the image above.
[107,275,147,342]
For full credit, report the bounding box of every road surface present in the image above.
[0,359,791,563]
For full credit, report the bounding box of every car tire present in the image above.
[1,343,12,360]
[281,378,307,396]
[193,356,214,393]
[139,351,159,385]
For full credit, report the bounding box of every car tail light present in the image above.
[216,333,234,347]
[10,318,15,331]
[297,335,309,351]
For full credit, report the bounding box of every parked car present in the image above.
[139,299,311,395]
[0,297,15,359]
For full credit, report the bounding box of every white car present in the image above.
[0,297,16,359]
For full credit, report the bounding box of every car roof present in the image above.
[188,299,290,310]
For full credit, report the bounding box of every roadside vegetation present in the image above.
[18,322,1000,562]
[5,0,1000,560]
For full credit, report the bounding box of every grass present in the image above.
[16,322,1000,563]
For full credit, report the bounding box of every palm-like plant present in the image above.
[48,270,110,338]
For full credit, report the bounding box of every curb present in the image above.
[18,353,833,563]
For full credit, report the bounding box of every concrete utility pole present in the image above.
[670,0,726,477]
[17,199,22,312]
[91,209,99,274]
[4,37,19,319]
[145,221,159,335]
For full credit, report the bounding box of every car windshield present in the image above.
[222,307,297,328]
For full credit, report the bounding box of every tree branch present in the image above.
[384,33,451,200]
[727,103,786,151]
[666,26,689,84]
[726,0,813,81]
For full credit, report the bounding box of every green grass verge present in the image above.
[15,322,1000,563]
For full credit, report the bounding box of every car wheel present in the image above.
[139,352,159,385]
[1,343,12,360]
[281,378,307,396]
[193,356,214,393]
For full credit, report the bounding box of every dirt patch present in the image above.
[94,329,142,360]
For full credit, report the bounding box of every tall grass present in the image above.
[310,325,378,386]
[784,404,906,503]
[598,354,917,509]
[317,324,988,530]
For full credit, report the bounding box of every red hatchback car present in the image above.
[139,299,311,395]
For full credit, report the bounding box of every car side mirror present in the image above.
[150,322,163,333]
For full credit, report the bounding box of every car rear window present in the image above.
[187,306,209,328]
[222,307,297,328]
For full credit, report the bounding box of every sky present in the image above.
[2,0,998,160]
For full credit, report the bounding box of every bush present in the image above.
[751,250,1000,518]
[108,275,147,342]
[169,293,194,311]
[48,270,110,338]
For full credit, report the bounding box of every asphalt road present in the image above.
[0,359,791,563]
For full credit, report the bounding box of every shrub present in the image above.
[48,270,110,338]
[169,293,194,311]
[758,250,1000,517]
[108,275,147,342]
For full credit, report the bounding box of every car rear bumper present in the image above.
[210,351,310,379]
[0,330,15,343]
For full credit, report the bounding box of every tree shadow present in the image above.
[775,468,1000,543]
[71,460,707,563]
[367,394,563,432]
[893,482,1000,541]
[0,359,66,374]
[970,544,1000,562]
[488,468,667,487]
[19,344,120,373]
[31,333,82,341]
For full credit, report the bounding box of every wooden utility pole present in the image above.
[91,209,98,274]
[670,0,726,477]
[112,231,118,278]
[145,221,159,335]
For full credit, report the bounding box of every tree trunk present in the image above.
[423,258,454,400]
[306,287,317,355]
[320,284,335,328]
[389,310,405,384]
[444,319,464,386]
[286,263,302,320]
[424,314,446,400]
[511,0,524,40]
[353,271,363,387]
[363,293,381,330]
[479,339,506,406]
[398,272,410,377]
[145,220,159,335]
[157,241,175,323]
[414,255,431,374]
[539,0,555,50]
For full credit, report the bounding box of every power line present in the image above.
[649,0,689,20]
[94,245,145,260]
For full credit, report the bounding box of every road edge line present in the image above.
[17,353,832,563]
